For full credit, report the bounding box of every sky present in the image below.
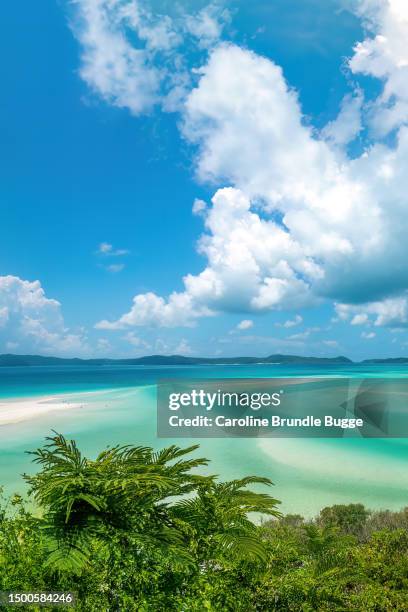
[2,0,408,360]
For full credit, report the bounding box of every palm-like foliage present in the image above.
[24,434,281,576]
[172,475,281,563]
[25,433,210,571]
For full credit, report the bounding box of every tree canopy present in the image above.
[0,433,407,611]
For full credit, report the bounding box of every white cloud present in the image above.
[0,276,88,356]
[361,331,376,339]
[181,47,359,308]
[277,314,303,328]
[95,291,213,329]
[336,296,408,327]
[73,2,408,333]
[184,188,316,313]
[71,0,162,115]
[97,242,130,256]
[95,187,315,329]
[181,45,380,297]
[123,331,151,349]
[184,4,230,49]
[351,313,369,325]
[192,198,207,216]
[288,330,310,341]
[350,0,408,136]
[0,307,9,328]
[178,39,408,319]
[236,319,253,330]
[321,90,363,146]
[182,44,328,204]
[96,242,129,273]
[98,242,113,254]
[71,0,229,116]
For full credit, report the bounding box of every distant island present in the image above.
[361,357,408,364]
[0,353,365,367]
[0,353,355,367]
[1,353,408,367]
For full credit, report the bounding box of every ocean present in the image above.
[0,363,407,517]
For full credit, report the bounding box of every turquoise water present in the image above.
[0,364,407,517]
[2,363,408,398]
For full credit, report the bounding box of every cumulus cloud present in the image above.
[71,0,229,115]
[336,296,408,327]
[176,31,408,323]
[321,90,364,146]
[184,188,316,313]
[71,0,162,114]
[0,276,88,355]
[181,43,390,305]
[95,291,213,329]
[75,1,408,332]
[350,0,408,136]
[95,188,315,329]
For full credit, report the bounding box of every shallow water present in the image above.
[0,364,407,517]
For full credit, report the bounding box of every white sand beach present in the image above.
[0,395,85,426]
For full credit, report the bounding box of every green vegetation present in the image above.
[1,434,408,611]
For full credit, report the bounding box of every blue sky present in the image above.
[2,0,408,359]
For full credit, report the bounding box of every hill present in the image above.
[0,353,353,367]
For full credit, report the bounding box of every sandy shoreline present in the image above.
[0,394,87,426]
[0,386,155,427]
